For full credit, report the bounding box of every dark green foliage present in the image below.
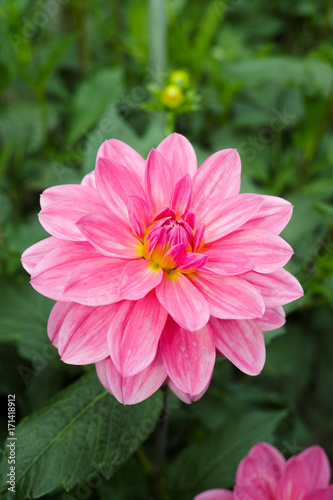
[0,0,332,499]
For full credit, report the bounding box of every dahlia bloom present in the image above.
[194,442,333,500]
[21,133,303,404]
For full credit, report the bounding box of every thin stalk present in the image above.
[151,386,171,500]
[148,0,167,133]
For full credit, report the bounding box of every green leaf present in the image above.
[0,277,53,360]
[0,372,163,499]
[168,410,286,499]
[68,68,124,145]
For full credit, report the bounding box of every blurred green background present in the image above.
[0,1,333,499]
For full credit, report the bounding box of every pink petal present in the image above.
[234,485,266,500]
[160,243,186,270]
[304,486,333,500]
[76,212,141,259]
[39,184,108,241]
[167,376,211,404]
[244,270,303,308]
[107,292,167,376]
[193,223,206,252]
[276,456,311,500]
[191,274,265,320]
[21,236,67,274]
[236,443,285,497]
[119,259,163,300]
[242,195,293,234]
[160,316,215,395]
[298,446,331,490]
[156,133,197,184]
[256,306,286,331]
[204,249,253,276]
[155,272,210,331]
[95,350,167,405]
[210,318,265,375]
[95,157,146,220]
[211,229,294,273]
[81,171,96,188]
[194,490,234,500]
[199,194,263,243]
[30,242,99,301]
[145,149,173,216]
[48,301,73,347]
[178,252,208,274]
[171,174,192,217]
[96,138,146,183]
[191,149,241,214]
[50,302,118,364]
[63,258,125,306]
[127,196,152,238]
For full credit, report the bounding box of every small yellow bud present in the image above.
[169,70,190,89]
[161,84,185,109]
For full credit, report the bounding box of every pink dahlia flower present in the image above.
[22,133,303,404]
[194,442,333,500]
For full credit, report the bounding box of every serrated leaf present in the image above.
[0,372,163,499]
[168,410,286,499]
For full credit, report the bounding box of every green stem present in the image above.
[151,386,171,500]
[148,0,168,134]
[165,112,175,135]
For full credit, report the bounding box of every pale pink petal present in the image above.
[167,376,211,404]
[171,174,192,217]
[107,293,167,377]
[127,196,152,239]
[95,350,167,405]
[191,274,265,320]
[160,317,215,395]
[210,229,294,273]
[236,443,285,497]
[96,138,146,182]
[63,258,125,306]
[243,270,304,308]
[210,318,265,375]
[95,157,146,220]
[21,236,67,274]
[76,212,141,259]
[276,456,311,500]
[178,252,208,273]
[242,195,293,234]
[191,149,241,214]
[298,446,331,490]
[194,489,234,500]
[203,249,253,276]
[119,259,163,300]
[156,133,197,183]
[81,171,96,188]
[39,185,108,241]
[155,272,210,331]
[52,302,118,364]
[30,242,99,301]
[48,301,73,347]
[256,306,286,331]
[199,194,263,243]
[145,149,173,216]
